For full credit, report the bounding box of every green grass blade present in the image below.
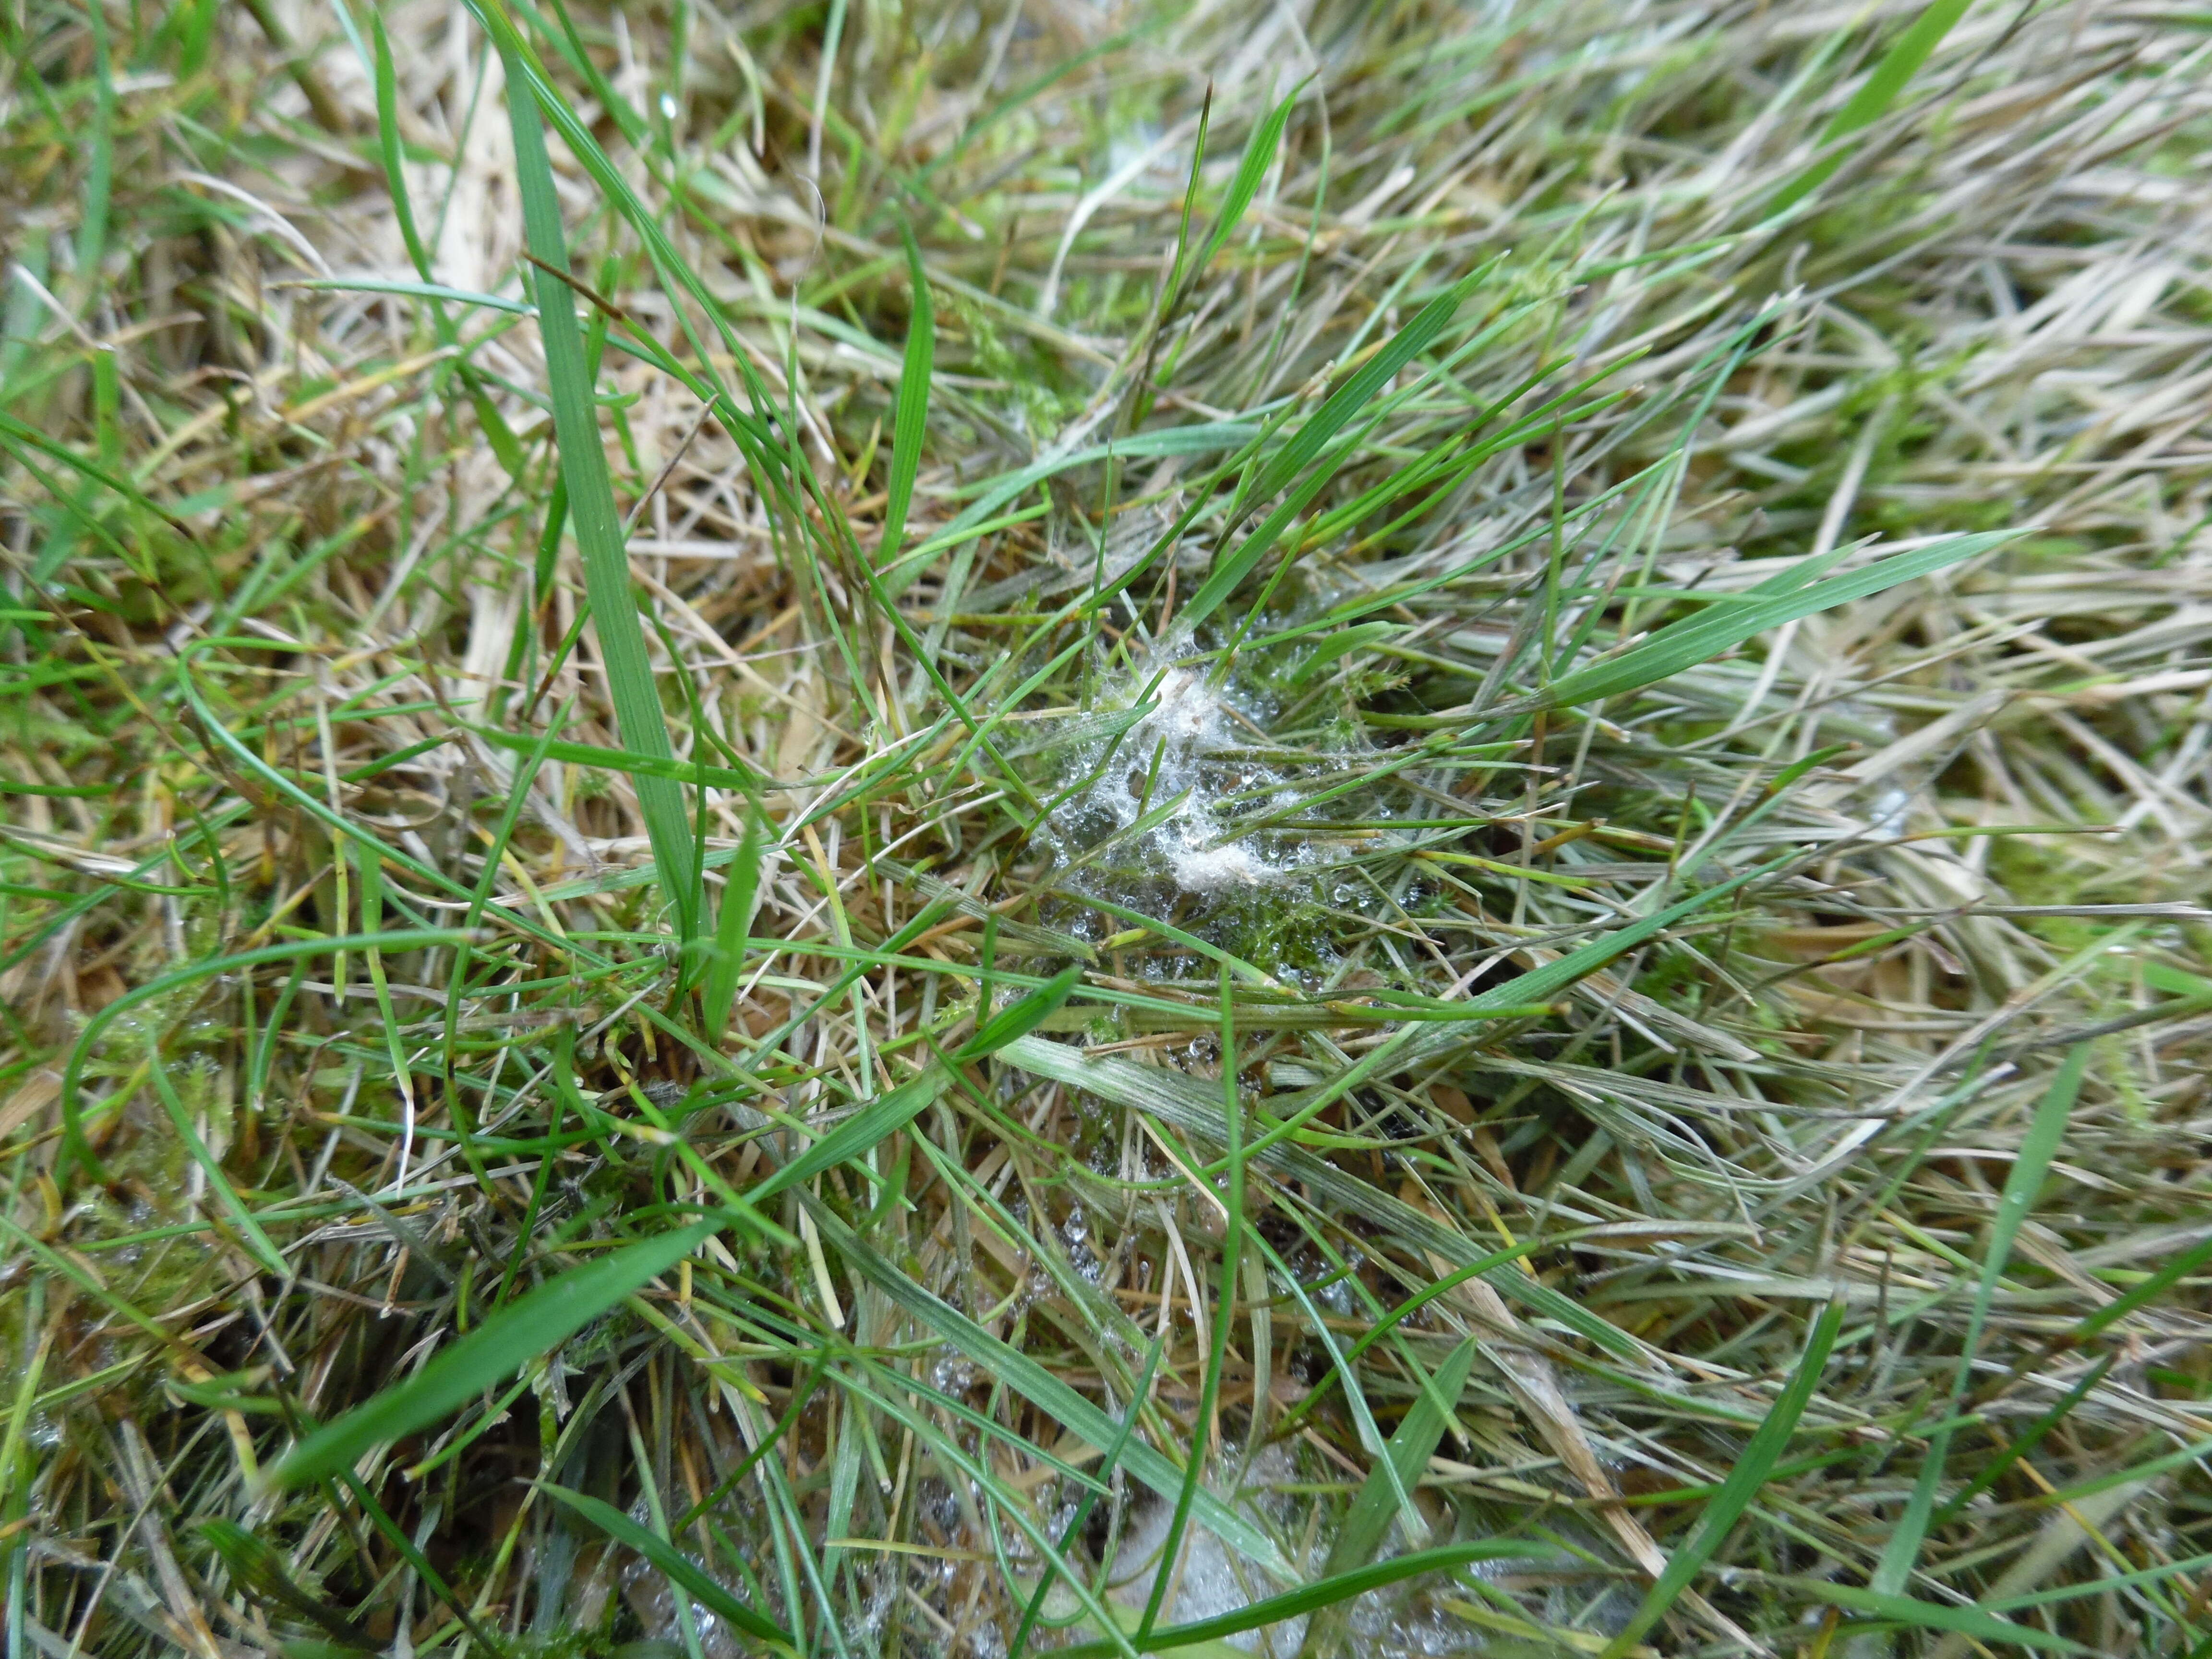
[1875,1044,2091,1595]
[268,1219,717,1490]
[1779,1583,2087,1653]
[0,408,191,540]
[1152,85,1212,356]
[1182,264,1492,625]
[1973,1045,2092,1369]
[1323,1336,1479,1576]
[958,963,1085,1060]
[703,801,769,1045]
[1212,369,1631,652]
[62,929,469,1182]
[1987,1544,2212,1615]
[170,648,589,970]
[1770,0,1977,215]
[1931,1351,2114,1528]
[440,706,572,1180]
[877,228,935,580]
[1072,892,1275,986]
[195,1519,377,1650]
[1010,1338,1167,1659]
[472,727,761,792]
[145,1057,287,1279]
[2042,1429,2212,1508]
[801,1196,1294,1577]
[466,0,827,608]
[497,39,701,947]
[369,12,436,283]
[330,1466,500,1649]
[1134,967,1246,1645]
[999,1032,1647,1360]
[1192,83,1303,278]
[1601,1298,1844,1658]
[76,0,113,313]
[750,1069,943,1202]
[539,1482,793,1647]
[1528,530,2019,712]
[1456,853,1785,1015]
[1285,621,1398,682]
[1742,536,1864,597]
[366,2,519,485]
[273,276,534,315]
[934,422,1260,549]
[2077,1234,2212,1340]
[1056,1541,1559,1659]
[1184,424,1376,631]
[1236,258,1498,514]
[830,1365,1143,1659]
[527,0,648,144]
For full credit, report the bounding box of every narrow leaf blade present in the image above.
[1602,1299,1845,1657]
[1252,264,1492,506]
[704,803,769,1044]
[1324,1337,1479,1575]
[1534,531,2018,711]
[1286,622,1398,683]
[1182,266,1491,626]
[1055,1540,1561,1659]
[1874,1043,2090,1587]
[1786,1583,2087,1653]
[539,1483,791,1645]
[1460,854,1782,1016]
[1771,0,1977,215]
[878,228,936,580]
[1194,83,1302,275]
[959,964,1085,1060]
[751,1070,944,1202]
[499,46,700,944]
[998,1031,1647,1360]
[269,1220,715,1489]
[472,727,759,791]
[802,1196,1294,1577]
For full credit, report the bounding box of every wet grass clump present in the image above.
[8,0,2212,1656]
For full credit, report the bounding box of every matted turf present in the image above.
[4,0,2212,1654]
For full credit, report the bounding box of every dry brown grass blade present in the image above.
[1409,1192,1763,1653]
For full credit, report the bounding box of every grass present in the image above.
[4,0,2212,1654]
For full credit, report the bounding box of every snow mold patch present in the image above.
[1037,653,1307,911]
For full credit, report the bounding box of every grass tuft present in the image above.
[6,0,2212,1655]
